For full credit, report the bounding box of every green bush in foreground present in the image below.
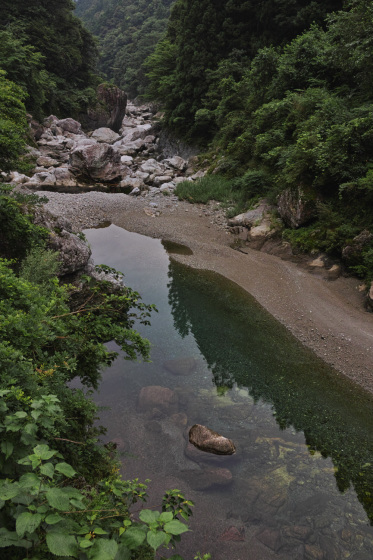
[0,190,198,559]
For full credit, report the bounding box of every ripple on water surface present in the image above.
[84,224,373,560]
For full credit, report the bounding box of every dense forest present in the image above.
[145,0,373,280]
[75,0,174,98]
[0,0,99,119]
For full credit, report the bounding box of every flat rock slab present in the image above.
[189,424,236,455]
[164,357,197,376]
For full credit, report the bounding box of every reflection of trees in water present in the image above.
[167,259,373,523]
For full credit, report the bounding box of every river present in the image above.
[84,223,373,560]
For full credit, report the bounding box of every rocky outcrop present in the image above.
[277,186,317,228]
[189,424,236,455]
[228,200,272,228]
[69,143,122,182]
[81,84,127,133]
[31,205,91,276]
[342,230,373,265]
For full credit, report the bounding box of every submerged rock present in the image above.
[181,466,233,490]
[164,357,197,376]
[138,386,178,415]
[189,424,236,455]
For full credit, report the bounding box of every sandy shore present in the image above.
[41,191,373,394]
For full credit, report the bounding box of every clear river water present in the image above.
[84,223,373,560]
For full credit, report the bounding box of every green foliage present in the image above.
[147,0,342,137]
[0,189,195,559]
[0,72,28,172]
[175,175,233,204]
[76,0,174,99]
[0,186,48,259]
[0,0,99,118]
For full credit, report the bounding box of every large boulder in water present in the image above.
[189,424,236,455]
[81,84,127,133]
[69,142,122,182]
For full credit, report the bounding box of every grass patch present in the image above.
[175,175,234,204]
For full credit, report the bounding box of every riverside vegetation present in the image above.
[143,0,373,283]
[0,2,203,559]
[0,185,202,559]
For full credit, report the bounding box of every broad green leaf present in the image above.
[1,441,13,459]
[46,488,70,511]
[0,499,5,509]
[92,527,108,535]
[19,472,40,490]
[70,498,85,510]
[14,411,27,419]
[114,543,131,560]
[40,462,55,479]
[139,509,160,524]
[46,532,78,557]
[89,538,118,560]
[55,462,76,478]
[159,511,173,523]
[147,529,167,550]
[79,539,93,549]
[0,480,20,500]
[121,526,146,550]
[16,512,43,538]
[33,444,56,461]
[164,520,189,535]
[0,527,31,548]
[45,513,63,525]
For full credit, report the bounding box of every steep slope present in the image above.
[75,0,174,98]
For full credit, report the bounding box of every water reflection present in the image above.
[167,259,373,523]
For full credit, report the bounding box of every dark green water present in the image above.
[84,224,373,560]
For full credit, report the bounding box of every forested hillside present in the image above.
[0,0,99,119]
[147,0,373,281]
[75,0,174,98]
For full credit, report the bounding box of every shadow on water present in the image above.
[167,259,373,524]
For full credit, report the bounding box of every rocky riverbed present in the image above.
[5,102,373,395]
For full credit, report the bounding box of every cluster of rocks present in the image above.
[5,102,203,197]
[136,379,237,492]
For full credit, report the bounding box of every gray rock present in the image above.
[189,424,236,455]
[153,175,173,187]
[91,127,120,144]
[70,143,122,182]
[119,177,144,190]
[138,386,178,415]
[48,230,91,275]
[342,230,373,264]
[163,156,187,171]
[181,467,233,490]
[164,357,197,376]
[228,200,273,227]
[56,118,82,135]
[36,156,59,168]
[81,84,127,133]
[140,158,165,175]
[277,186,317,228]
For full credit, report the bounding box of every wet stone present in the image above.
[164,356,197,376]
[219,526,245,542]
[256,528,282,552]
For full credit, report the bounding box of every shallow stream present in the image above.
[84,224,373,560]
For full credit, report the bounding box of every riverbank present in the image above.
[40,189,373,394]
